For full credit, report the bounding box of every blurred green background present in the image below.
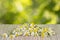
[0,0,60,24]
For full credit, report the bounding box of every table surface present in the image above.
[0,24,60,40]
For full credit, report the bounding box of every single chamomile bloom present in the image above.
[2,33,8,38]
[9,35,15,39]
[15,32,20,37]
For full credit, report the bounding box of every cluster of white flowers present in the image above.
[2,23,55,39]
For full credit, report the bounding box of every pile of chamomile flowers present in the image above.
[2,23,55,40]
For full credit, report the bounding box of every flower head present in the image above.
[2,33,8,38]
[9,35,15,39]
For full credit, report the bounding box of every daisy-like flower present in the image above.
[2,33,8,40]
[40,27,49,38]
[47,28,55,36]
[15,32,20,37]
[9,35,15,40]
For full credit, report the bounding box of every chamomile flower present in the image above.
[15,32,20,37]
[9,35,15,39]
[48,28,55,36]
[2,33,8,38]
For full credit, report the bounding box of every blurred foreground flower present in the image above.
[9,35,15,40]
[2,33,8,40]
